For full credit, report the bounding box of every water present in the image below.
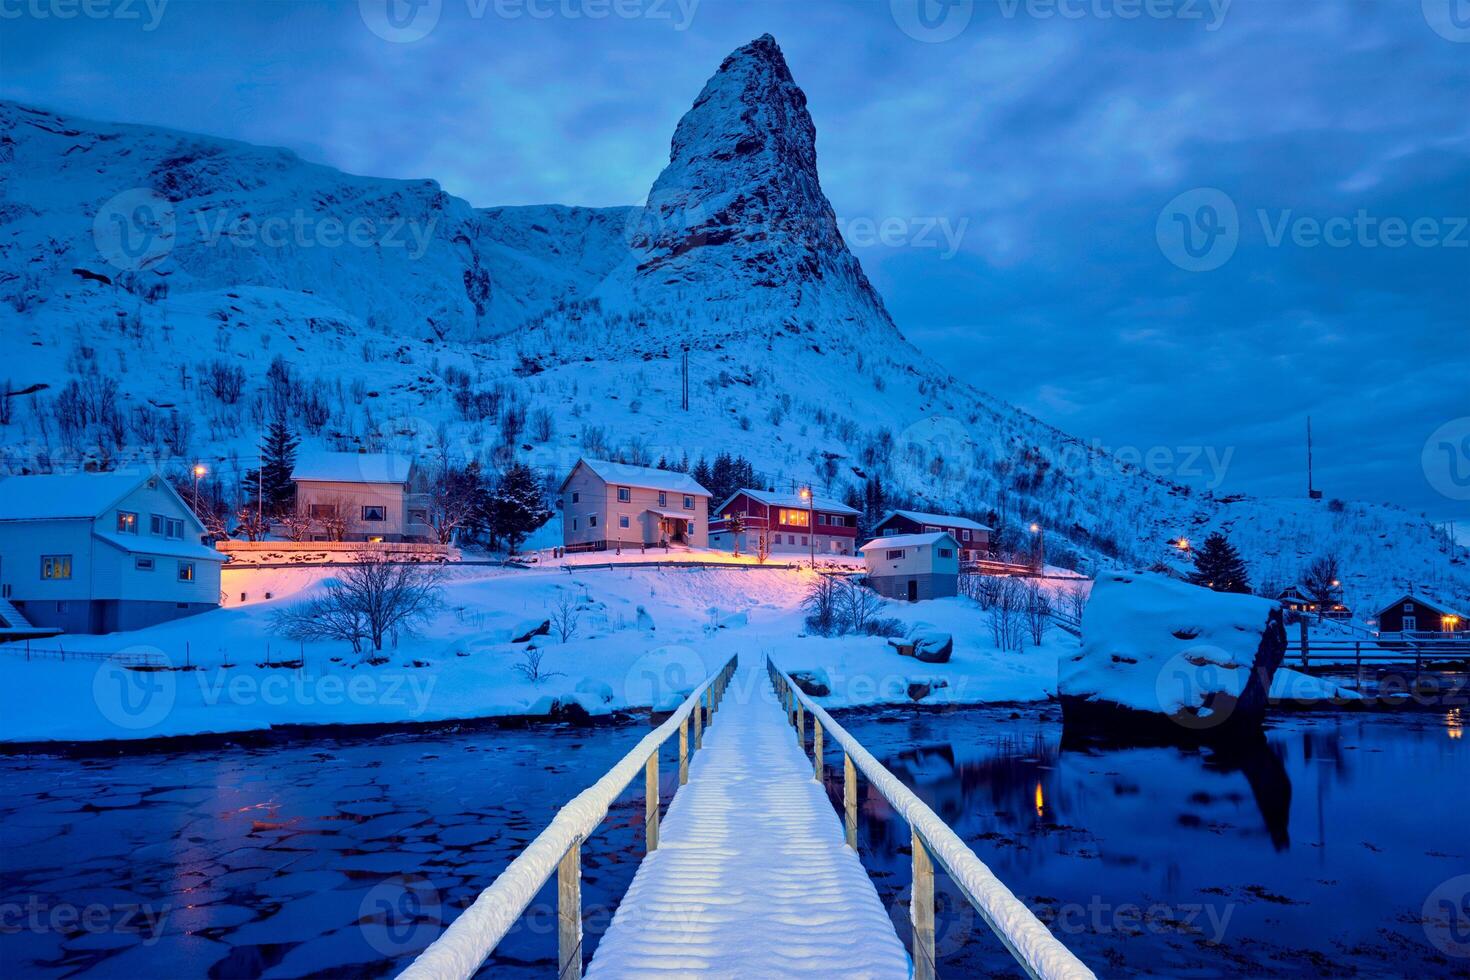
[823,704,1469,977]
[3,707,1466,978]
[0,721,672,979]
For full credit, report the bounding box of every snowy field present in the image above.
[1,564,1088,745]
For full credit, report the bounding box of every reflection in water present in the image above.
[827,705,1469,976]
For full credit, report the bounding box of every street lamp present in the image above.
[1029,522,1044,571]
[192,463,207,513]
[800,487,815,570]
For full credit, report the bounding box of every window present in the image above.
[816,514,828,525]
[166,519,184,539]
[589,515,598,528]
[117,511,138,534]
[658,491,668,507]
[41,555,72,580]
[362,505,387,522]
[150,514,164,534]
[683,495,694,510]
[572,491,581,504]
[1404,602,1414,611]
[962,529,972,542]
[1403,616,1417,632]
[938,548,954,559]
[924,524,941,533]
[177,562,196,582]
[801,536,809,546]
[619,515,630,529]
[617,486,631,503]
[135,557,155,571]
[779,508,810,527]
[687,521,696,535]
[572,517,579,531]
[886,549,906,560]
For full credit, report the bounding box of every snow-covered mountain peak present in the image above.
[611,34,900,345]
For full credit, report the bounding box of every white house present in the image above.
[292,451,433,542]
[559,459,711,550]
[0,471,225,634]
[860,531,960,602]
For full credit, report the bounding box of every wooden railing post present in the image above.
[679,717,689,785]
[796,699,804,746]
[557,841,582,980]
[911,828,935,980]
[1354,641,1362,691]
[694,696,703,750]
[645,752,659,852]
[813,717,824,781]
[844,753,857,850]
[1299,617,1309,670]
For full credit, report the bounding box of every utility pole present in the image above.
[680,345,689,412]
[801,487,815,570]
[1307,417,1322,500]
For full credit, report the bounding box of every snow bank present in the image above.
[1059,572,1287,735]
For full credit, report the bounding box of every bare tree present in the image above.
[802,575,841,635]
[273,553,444,653]
[1301,553,1341,620]
[426,461,483,545]
[511,646,562,685]
[837,578,884,635]
[1023,580,1051,646]
[234,507,267,542]
[312,499,349,542]
[202,359,246,404]
[279,510,313,542]
[1062,581,1088,622]
[550,592,581,643]
[988,577,1026,651]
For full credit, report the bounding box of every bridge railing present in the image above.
[768,658,1096,980]
[399,654,738,980]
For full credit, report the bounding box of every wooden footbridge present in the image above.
[399,657,1094,980]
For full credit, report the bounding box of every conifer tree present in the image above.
[1188,532,1252,594]
[254,412,299,517]
[488,463,551,553]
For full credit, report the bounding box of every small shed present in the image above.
[859,531,960,602]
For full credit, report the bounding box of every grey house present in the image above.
[559,458,712,551]
[860,531,960,602]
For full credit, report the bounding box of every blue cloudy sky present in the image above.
[3,0,1467,521]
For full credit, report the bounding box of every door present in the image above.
[907,579,919,602]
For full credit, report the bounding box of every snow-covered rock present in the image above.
[718,611,749,630]
[1059,572,1287,738]
[789,668,831,697]
[509,618,550,643]
[636,605,656,632]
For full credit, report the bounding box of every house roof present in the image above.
[0,472,158,521]
[564,458,710,496]
[860,532,959,552]
[93,530,226,563]
[879,509,992,532]
[1377,593,1467,620]
[716,488,860,516]
[292,451,414,485]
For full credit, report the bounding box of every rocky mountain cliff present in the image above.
[0,36,1464,608]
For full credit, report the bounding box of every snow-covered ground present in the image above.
[0,564,1077,745]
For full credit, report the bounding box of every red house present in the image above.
[709,489,860,557]
[873,510,991,563]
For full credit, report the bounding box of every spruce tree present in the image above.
[1188,532,1252,594]
[489,463,551,553]
[257,413,299,516]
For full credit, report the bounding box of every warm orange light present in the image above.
[1177,538,1190,551]
[800,487,811,500]
[1030,523,1040,533]
[193,464,207,477]
[1034,781,1045,818]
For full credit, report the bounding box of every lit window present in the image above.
[362,505,387,522]
[41,555,72,580]
[117,511,138,534]
[135,557,155,571]
[617,487,631,503]
[779,509,811,527]
[178,562,195,582]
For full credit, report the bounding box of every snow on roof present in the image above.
[93,530,226,562]
[859,532,957,551]
[718,488,860,516]
[569,458,710,496]
[0,472,153,521]
[292,452,413,484]
[880,509,992,532]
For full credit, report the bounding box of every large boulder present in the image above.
[887,629,953,663]
[1059,572,1286,740]
[510,618,550,643]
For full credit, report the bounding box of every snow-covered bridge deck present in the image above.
[585,660,908,978]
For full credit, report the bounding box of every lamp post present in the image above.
[801,487,814,570]
[1030,522,1044,572]
[192,463,207,514]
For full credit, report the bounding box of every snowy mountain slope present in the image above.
[0,37,1464,612]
